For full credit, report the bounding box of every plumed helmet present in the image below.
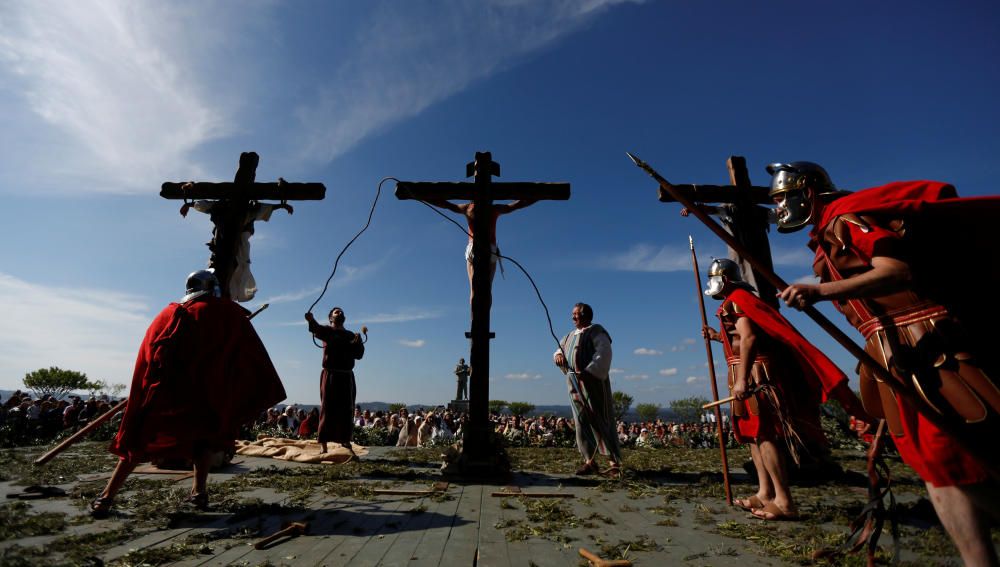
[766,162,836,233]
[181,269,220,302]
[704,258,751,298]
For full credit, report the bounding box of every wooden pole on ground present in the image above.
[34,399,126,466]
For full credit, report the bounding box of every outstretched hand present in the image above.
[304,312,315,322]
[777,283,820,310]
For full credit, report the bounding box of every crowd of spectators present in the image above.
[251,404,739,450]
[0,390,123,445]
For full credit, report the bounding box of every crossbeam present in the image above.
[396,182,569,201]
[161,181,325,201]
[656,183,770,204]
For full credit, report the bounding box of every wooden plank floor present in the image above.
[69,454,823,567]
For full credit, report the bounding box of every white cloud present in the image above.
[686,376,706,384]
[294,1,647,165]
[659,368,678,376]
[609,368,625,375]
[505,372,542,381]
[794,274,821,285]
[681,338,697,345]
[771,246,816,267]
[355,308,444,324]
[399,339,426,348]
[0,272,151,390]
[599,243,693,272]
[633,347,662,356]
[0,2,234,194]
[624,374,649,381]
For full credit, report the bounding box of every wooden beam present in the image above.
[395,181,570,201]
[656,183,771,204]
[160,182,326,200]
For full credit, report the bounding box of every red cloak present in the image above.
[110,296,286,461]
[727,288,864,415]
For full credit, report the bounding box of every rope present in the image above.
[307,177,393,347]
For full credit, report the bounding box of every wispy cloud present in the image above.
[794,274,821,285]
[624,374,649,381]
[686,376,705,384]
[0,2,235,193]
[633,347,662,356]
[609,368,625,375]
[505,372,542,381]
[659,368,678,376]
[771,245,816,267]
[356,308,444,324]
[681,338,696,345]
[399,339,426,348]
[598,244,694,272]
[295,1,646,165]
[0,2,646,194]
[0,272,151,389]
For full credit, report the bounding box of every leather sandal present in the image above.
[575,461,598,476]
[751,501,800,521]
[184,492,209,511]
[735,495,764,511]
[90,496,113,519]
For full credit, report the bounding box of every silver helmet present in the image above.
[704,258,749,298]
[181,269,220,302]
[766,162,835,233]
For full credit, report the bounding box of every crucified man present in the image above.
[424,198,537,304]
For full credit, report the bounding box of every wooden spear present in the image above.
[627,152,997,475]
[689,235,732,505]
[34,399,126,466]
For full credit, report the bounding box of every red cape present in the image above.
[728,288,860,411]
[813,180,1000,352]
[110,296,286,461]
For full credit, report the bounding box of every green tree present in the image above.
[612,391,633,421]
[388,403,407,414]
[507,402,535,417]
[669,396,710,423]
[488,400,508,415]
[636,403,661,423]
[23,367,97,400]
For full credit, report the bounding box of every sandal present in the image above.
[575,461,598,476]
[751,501,800,521]
[735,495,764,511]
[183,492,209,511]
[602,464,623,479]
[90,496,113,519]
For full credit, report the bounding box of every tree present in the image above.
[488,400,508,415]
[669,396,710,423]
[388,403,407,414]
[612,391,633,422]
[636,403,661,423]
[507,402,535,417]
[23,367,98,400]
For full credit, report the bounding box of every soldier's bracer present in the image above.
[855,301,1000,436]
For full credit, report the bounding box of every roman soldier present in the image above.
[771,161,1000,565]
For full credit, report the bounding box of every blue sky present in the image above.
[1,0,997,407]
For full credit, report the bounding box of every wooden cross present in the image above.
[160,152,325,301]
[395,151,569,471]
[655,156,779,308]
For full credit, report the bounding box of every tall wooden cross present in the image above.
[654,156,779,309]
[395,151,570,471]
[160,152,326,301]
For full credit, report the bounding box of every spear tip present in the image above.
[689,235,694,249]
[625,151,641,166]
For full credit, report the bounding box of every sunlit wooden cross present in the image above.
[160,152,326,301]
[652,156,779,308]
[395,151,569,471]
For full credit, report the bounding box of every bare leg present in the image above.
[191,449,211,497]
[756,439,795,515]
[926,483,999,567]
[320,442,328,454]
[98,457,137,501]
[742,443,774,508]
